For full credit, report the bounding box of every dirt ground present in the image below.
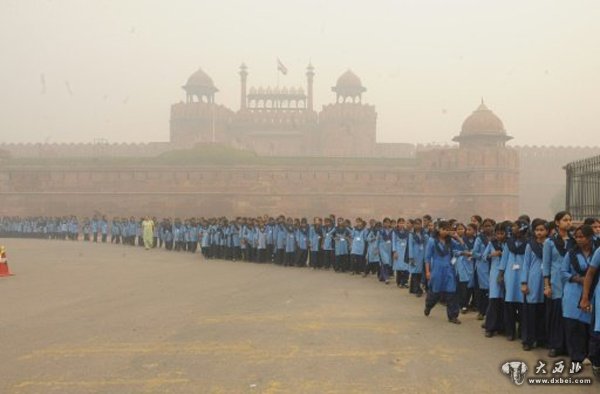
[0,239,596,393]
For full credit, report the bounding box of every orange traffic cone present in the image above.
[0,246,14,277]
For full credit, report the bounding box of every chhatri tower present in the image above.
[169,64,410,157]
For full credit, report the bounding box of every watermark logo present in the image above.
[501,359,592,386]
[501,361,528,386]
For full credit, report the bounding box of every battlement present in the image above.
[319,103,377,123]
[234,109,318,128]
[170,102,235,120]
[0,142,174,158]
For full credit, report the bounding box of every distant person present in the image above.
[142,216,154,250]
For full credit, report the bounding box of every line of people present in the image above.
[2,212,600,379]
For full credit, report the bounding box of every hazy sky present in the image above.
[1,0,599,146]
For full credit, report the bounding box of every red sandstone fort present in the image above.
[1,64,599,220]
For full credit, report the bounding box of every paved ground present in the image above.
[0,239,597,393]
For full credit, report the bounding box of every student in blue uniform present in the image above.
[350,218,368,275]
[111,218,119,244]
[561,225,594,364]
[456,223,476,313]
[91,216,98,242]
[364,220,381,277]
[322,217,336,270]
[408,218,427,297]
[164,219,174,251]
[498,220,527,341]
[473,219,495,318]
[247,220,258,262]
[520,218,548,351]
[309,217,323,269]
[543,211,574,357]
[484,222,508,337]
[82,218,91,241]
[256,220,268,263]
[393,218,410,288]
[274,217,286,265]
[378,218,394,285]
[99,216,107,243]
[296,219,309,267]
[284,218,296,267]
[199,220,209,257]
[334,220,351,272]
[583,217,600,250]
[580,244,600,380]
[136,218,144,247]
[424,220,465,324]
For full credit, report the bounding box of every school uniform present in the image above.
[424,237,464,320]
[256,227,268,263]
[230,225,241,260]
[484,240,505,334]
[543,235,574,354]
[164,225,174,251]
[274,224,286,265]
[208,225,218,257]
[100,220,108,243]
[456,237,475,311]
[309,225,323,269]
[587,247,600,370]
[365,228,381,276]
[136,222,144,247]
[91,219,99,242]
[189,225,199,253]
[322,226,336,270]
[218,226,227,258]
[334,227,351,272]
[408,231,427,295]
[248,226,258,262]
[200,226,210,257]
[111,221,119,243]
[296,227,309,267]
[473,235,490,315]
[500,239,526,340]
[521,241,547,348]
[392,230,410,287]
[266,223,275,262]
[284,225,297,267]
[350,227,368,274]
[83,222,91,241]
[561,249,592,362]
[378,229,394,283]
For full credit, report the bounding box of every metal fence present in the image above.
[565,154,600,220]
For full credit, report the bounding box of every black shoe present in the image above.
[485,331,494,338]
[424,307,431,317]
[548,349,559,358]
[592,366,600,380]
[448,317,461,325]
[522,343,532,351]
[507,334,516,341]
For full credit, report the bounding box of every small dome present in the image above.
[335,70,363,89]
[185,67,215,88]
[460,100,506,136]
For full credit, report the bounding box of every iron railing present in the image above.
[565,155,600,220]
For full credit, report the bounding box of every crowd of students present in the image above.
[1,212,600,378]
